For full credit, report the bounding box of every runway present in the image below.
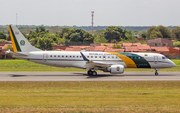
[0,72,180,81]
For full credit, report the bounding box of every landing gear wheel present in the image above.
[155,70,158,76]
[92,71,97,76]
[87,70,92,75]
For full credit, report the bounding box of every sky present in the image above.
[0,0,180,26]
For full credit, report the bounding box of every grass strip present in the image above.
[0,59,179,72]
[0,81,179,112]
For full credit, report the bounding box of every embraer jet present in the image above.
[8,25,176,76]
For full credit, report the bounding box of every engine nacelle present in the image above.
[110,65,124,74]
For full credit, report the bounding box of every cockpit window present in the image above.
[162,56,167,59]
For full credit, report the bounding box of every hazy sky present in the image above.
[1,0,180,26]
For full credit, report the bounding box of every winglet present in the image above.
[80,52,89,61]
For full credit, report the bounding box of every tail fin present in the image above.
[8,25,42,52]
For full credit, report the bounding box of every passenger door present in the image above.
[154,56,158,64]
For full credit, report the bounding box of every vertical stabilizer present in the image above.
[8,25,42,52]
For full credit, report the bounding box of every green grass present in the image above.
[0,59,180,72]
[0,81,179,112]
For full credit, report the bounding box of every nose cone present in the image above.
[171,61,176,67]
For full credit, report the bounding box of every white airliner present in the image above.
[8,25,176,76]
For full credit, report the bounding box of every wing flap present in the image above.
[85,60,110,70]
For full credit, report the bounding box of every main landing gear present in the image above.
[87,70,97,76]
[155,68,159,76]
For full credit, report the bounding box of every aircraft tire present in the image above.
[155,72,158,76]
[92,71,97,76]
[88,70,92,75]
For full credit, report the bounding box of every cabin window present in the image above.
[123,57,125,59]
[70,56,71,57]
[62,55,64,57]
[108,56,110,58]
[99,56,101,58]
[95,56,97,58]
[87,56,89,58]
[91,56,93,58]
[80,56,82,58]
[116,56,118,58]
[58,55,60,57]
[54,55,56,57]
[112,56,114,58]
[77,56,78,58]
[66,56,68,57]
[138,57,141,59]
[73,56,75,58]
[103,56,105,58]
[134,57,136,59]
[50,55,52,57]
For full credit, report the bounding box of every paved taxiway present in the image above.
[0,72,180,81]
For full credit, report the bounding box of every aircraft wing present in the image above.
[80,52,112,69]
[85,60,111,69]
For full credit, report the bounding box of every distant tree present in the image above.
[39,26,46,32]
[0,31,6,39]
[112,44,122,49]
[104,26,126,43]
[111,39,117,43]
[94,29,106,44]
[83,32,94,45]
[94,29,105,38]
[147,25,171,39]
[147,26,156,38]
[30,38,38,46]
[94,37,107,44]
[139,40,147,44]
[125,31,138,43]
[36,37,53,50]
[6,45,13,51]
[172,26,180,40]
[6,35,11,41]
[35,27,39,33]
[149,30,163,39]
[70,33,81,42]
[173,41,180,47]
[141,32,147,39]
[156,25,171,39]
[28,31,38,40]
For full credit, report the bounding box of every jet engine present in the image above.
[104,65,124,74]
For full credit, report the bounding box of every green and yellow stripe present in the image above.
[107,52,137,68]
[8,25,21,52]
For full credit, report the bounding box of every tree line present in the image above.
[1,25,180,50]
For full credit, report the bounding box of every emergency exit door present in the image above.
[43,54,48,62]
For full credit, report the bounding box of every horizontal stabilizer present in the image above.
[9,51,28,57]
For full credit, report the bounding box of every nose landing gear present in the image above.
[155,68,160,76]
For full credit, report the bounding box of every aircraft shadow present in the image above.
[11,75,27,77]
[10,73,176,77]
